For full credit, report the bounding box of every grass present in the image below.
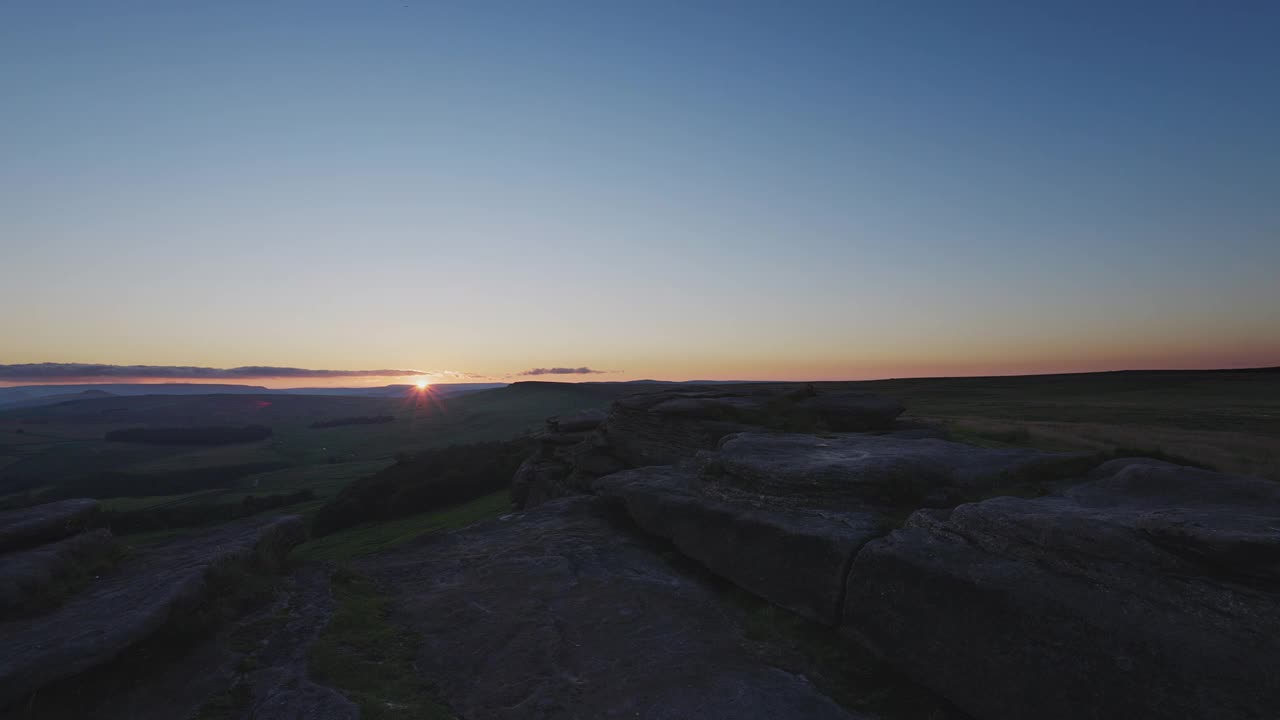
[307,569,453,720]
[938,415,1279,479]
[293,491,511,563]
[0,383,625,513]
[300,491,520,718]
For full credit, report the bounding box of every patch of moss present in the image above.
[293,491,509,563]
[307,568,452,720]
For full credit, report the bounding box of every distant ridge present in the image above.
[0,382,505,409]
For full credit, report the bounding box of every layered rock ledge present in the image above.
[845,459,1280,720]
[511,383,1280,719]
[0,511,305,709]
[596,432,1092,624]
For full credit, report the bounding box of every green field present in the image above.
[0,382,640,529]
[293,491,511,563]
[853,369,1280,479]
[2,371,1276,537]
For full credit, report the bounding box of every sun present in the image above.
[416,379,430,390]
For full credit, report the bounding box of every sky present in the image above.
[2,1,1277,386]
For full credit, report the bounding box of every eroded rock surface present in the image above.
[359,497,868,720]
[846,459,1280,720]
[605,386,905,468]
[0,527,116,618]
[0,513,306,709]
[596,432,1091,624]
[0,498,99,553]
[708,432,1095,506]
[596,466,880,624]
[241,566,360,720]
[516,384,909,509]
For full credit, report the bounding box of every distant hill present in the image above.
[0,389,116,410]
[275,383,506,398]
[0,382,507,409]
[0,383,272,408]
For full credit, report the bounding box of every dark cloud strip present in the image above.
[0,363,427,380]
[519,367,608,376]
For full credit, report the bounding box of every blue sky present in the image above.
[2,1,1277,383]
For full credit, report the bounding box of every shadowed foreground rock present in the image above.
[846,459,1280,720]
[0,527,116,618]
[241,566,360,720]
[0,513,306,710]
[0,498,99,553]
[596,432,1093,624]
[359,497,867,720]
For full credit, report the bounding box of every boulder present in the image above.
[604,391,757,467]
[596,432,1094,624]
[709,432,1097,506]
[517,384,910,507]
[793,390,907,431]
[0,514,306,709]
[0,528,116,619]
[547,408,607,433]
[358,497,866,719]
[844,459,1280,720]
[0,499,99,553]
[595,466,880,624]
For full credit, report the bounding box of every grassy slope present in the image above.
[849,370,1280,478]
[293,491,510,563]
[301,491,513,719]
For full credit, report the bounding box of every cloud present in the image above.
[518,367,610,376]
[0,363,432,381]
[427,370,489,380]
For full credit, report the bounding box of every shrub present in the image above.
[311,439,530,537]
[104,425,272,445]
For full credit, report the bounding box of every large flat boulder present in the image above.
[358,497,865,720]
[845,459,1280,720]
[604,386,905,467]
[595,466,881,624]
[596,432,1094,624]
[0,514,306,709]
[709,432,1096,505]
[0,499,99,553]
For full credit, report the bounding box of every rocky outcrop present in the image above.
[359,496,869,719]
[520,383,1280,718]
[0,513,306,709]
[0,527,117,618]
[605,386,905,467]
[515,384,910,509]
[707,432,1096,506]
[596,466,880,624]
[510,409,623,508]
[0,498,99,553]
[845,459,1280,720]
[596,432,1092,624]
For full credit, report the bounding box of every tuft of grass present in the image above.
[292,491,510,563]
[308,568,453,720]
